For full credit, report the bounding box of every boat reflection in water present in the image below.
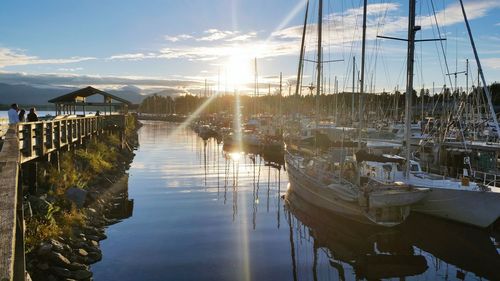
[400,213,500,280]
[285,190,428,280]
[285,189,500,280]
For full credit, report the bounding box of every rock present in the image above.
[48,251,71,266]
[86,235,104,242]
[63,243,73,253]
[50,239,65,252]
[86,251,102,264]
[65,187,88,208]
[86,191,100,204]
[50,266,72,278]
[36,262,49,270]
[71,269,93,280]
[66,262,88,271]
[26,272,33,281]
[78,249,88,257]
[90,240,99,247]
[36,242,53,256]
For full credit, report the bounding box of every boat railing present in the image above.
[285,150,358,190]
[472,170,499,187]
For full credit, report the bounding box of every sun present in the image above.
[223,48,254,91]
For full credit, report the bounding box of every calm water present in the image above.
[92,121,500,281]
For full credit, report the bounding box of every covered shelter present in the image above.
[48,86,132,116]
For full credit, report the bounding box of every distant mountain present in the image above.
[0,83,69,105]
[0,83,145,105]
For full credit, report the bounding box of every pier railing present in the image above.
[0,114,126,281]
[17,115,125,163]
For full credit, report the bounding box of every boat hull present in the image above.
[412,187,500,227]
[286,159,374,225]
[285,155,415,227]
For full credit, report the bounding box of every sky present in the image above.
[0,0,500,96]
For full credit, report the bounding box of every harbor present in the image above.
[1,0,500,280]
[94,121,500,281]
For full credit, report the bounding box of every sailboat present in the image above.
[285,0,429,227]
[362,0,500,228]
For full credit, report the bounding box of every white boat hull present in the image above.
[412,187,500,227]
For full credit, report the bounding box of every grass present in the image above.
[25,124,137,252]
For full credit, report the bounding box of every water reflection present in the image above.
[285,190,428,280]
[285,189,500,280]
[105,175,134,221]
[92,121,500,281]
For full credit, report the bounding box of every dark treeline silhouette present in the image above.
[138,83,500,120]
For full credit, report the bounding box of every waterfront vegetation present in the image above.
[25,115,138,252]
[138,83,500,118]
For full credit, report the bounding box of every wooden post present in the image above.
[24,162,38,195]
[49,151,60,172]
[24,123,33,159]
[48,122,54,150]
[55,121,61,149]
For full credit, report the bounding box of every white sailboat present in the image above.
[285,0,429,227]
[363,0,500,228]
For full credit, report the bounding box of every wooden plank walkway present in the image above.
[0,114,126,281]
[0,125,21,281]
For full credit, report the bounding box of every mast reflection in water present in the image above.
[92,122,500,281]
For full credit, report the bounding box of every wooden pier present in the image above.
[0,114,127,281]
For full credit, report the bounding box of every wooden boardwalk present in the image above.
[0,115,126,281]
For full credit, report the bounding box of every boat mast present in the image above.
[459,0,500,139]
[295,0,310,96]
[254,57,258,115]
[352,56,356,123]
[315,0,323,135]
[359,0,367,149]
[405,0,419,178]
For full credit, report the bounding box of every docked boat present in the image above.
[285,150,429,226]
[359,154,500,227]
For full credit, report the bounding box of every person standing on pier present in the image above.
[7,103,20,124]
[27,107,39,122]
[18,109,26,122]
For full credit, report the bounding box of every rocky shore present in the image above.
[26,174,133,281]
[25,116,140,281]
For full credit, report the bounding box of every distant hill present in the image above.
[0,83,145,105]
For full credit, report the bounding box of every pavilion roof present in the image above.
[48,86,132,105]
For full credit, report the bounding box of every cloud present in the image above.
[197,29,236,41]
[57,67,83,72]
[0,47,95,68]
[165,29,258,43]
[0,71,204,93]
[272,0,500,44]
[483,58,500,69]
[164,34,193,42]
[107,53,156,61]
[226,32,257,42]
